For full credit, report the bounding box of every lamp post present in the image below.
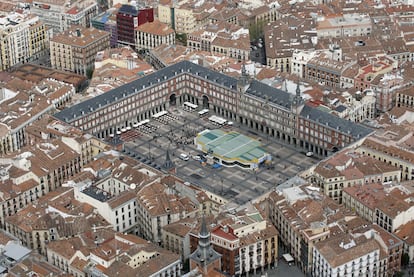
[148,140,151,160]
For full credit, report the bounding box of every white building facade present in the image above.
[31,0,98,33]
[312,237,380,277]
[73,177,138,233]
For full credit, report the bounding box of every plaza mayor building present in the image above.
[54,61,372,157]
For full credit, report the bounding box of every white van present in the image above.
[179,153,189,161]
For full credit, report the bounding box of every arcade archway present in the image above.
[202,95,209,109]
[169,94,176,106]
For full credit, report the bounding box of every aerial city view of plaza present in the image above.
[0,0,413,276]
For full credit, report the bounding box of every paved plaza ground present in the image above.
[122,107,320,204]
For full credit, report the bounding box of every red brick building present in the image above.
[116,4,154,48]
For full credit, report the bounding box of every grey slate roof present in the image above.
[300,105,372,138]
[54,60,238,123]
[54,60,372,142]
[246,80,293,109]
[3,241,31,261]
[335,105,347,113]
[118,4,138,16]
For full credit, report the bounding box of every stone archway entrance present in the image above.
[202,95,209,109]
[169,94,176,106]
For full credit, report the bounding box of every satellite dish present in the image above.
[130,183,136,190]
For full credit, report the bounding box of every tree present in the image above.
[86,68,94,79]
[401,252,410,267]
[249,19,266,42]
[175,33,187,46]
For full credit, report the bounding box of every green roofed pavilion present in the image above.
[194,129,271,169]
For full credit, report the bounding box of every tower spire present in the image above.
[296,81,301,97]
[292,80,303,110]
[189,215,222,274]
[237,60,250,92]
[163,148,175,171]
[241,61,247,77]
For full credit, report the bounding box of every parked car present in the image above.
[306,151,314,157]
[179,153,189,161]
[192,155,201,161]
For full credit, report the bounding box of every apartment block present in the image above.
[158,0,196,34]
[10,63,88,93]
[187,22,250,61]
[90,46,154,95]
[371,225,403,276]
[395,220,414,264]
[0,119,101,230]
[343,90,376,122]
[189,204,278,276]
[268,186,342,274]
[343,183,414,233]
[137,182,199,244]
[0,164,46,229]
[25,116,109,166]
[265,16,316,73]
[0,12,48,70]
[162,217,195,264]
[116,4,154,48]
[396,86,414,109]
[0,137,83,221]
[136,19,175,51]
[31,0,98,33]
[309,150,401,203]
[316,13,372,38]
[46,231,181,276]
[71,154,156,233]
[354,56,398,92]
[342,183,386,223]
[0,88,54,155]
[91,8,119,47]
[356,135,414,181]
[305,52,356,88]
[324,89,376,123]
[50,26,110,76]
[312,233,380,276]
[4,187,111,255]
[375,189,414,233]
[312,226,402,277]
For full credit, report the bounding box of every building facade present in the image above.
[396,87,414,109]
[309,151,401,203]
[136,20,175,51]
[136,182,198,244]
[116,4,154,48]
[50,26,110,76]
[187,22,251,61]
[356,137,414,181]
[158,3,197,34]
[316,13,372,38]
[31,0,98,33]
[312,234,380,277]
[54,61,372,158]
[0,13,48,70]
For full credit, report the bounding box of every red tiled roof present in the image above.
[212,226,238,241]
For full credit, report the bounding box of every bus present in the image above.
[198,109,209,117]
[183,102,198,111]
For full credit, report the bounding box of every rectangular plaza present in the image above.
[122,106,318,204]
